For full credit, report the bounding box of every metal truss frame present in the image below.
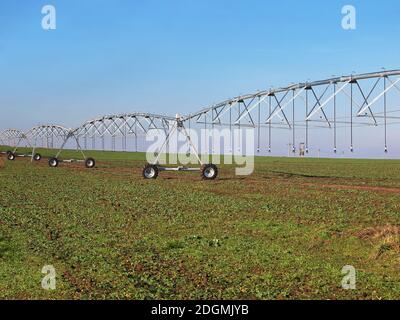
[150,115,204,171]
[182,70,400,154]
[28,125,88,163]
[0,129,33,158]
[2,69,400,176]
[73,112,174,152]
[1,125,75,162]
[35,113,176,168]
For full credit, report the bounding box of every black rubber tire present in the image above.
[7,153,16,161]
[85,157,96,168]
[142,164,159,179]
[201,164,218,180]
[33,153,42,161]
[48,157,59,168]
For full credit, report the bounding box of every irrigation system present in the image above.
[1,70,400,179]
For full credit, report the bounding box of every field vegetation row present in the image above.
[1,147,400,299]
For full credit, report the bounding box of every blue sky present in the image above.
[1,0,400,156]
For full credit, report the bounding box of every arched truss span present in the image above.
[1,125,74,160]
[27,125,71,139]
[73,113,175,137]
[23,125,73,152]
[0,128,26,141]
[0,129,28,150]
[71,112,175,151]
[182,69,400,153]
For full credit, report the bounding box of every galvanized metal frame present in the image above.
[2,70,400,164]
[0,129,28,148]
[182,70,400,153]
[1,125,75,161]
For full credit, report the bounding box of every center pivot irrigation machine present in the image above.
[2,70,400,180]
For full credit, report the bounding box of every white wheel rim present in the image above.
[204,168,215,178]
[87,160,94,167]
[145,168,155,178]
[50,160,56,166]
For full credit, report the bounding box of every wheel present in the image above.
[33,153,42,161]
[85,157,96,168]
[142,164,159,179]
[7,153,16,161]
[201,164,218,180]
[48,157,59,168]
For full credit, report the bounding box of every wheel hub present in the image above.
[204,168,215,178]
[144,168,156,178]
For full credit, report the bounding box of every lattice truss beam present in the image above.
[26,125,71,148]
[1,113,174,151]
[0,129,26,147]
[0,125,74,158]
[74,113,173,137]
[182,70,400,152]
[72,113,174,151]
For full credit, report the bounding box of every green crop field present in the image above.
[1,147,400,299]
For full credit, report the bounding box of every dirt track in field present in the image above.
[302,182,400,194]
